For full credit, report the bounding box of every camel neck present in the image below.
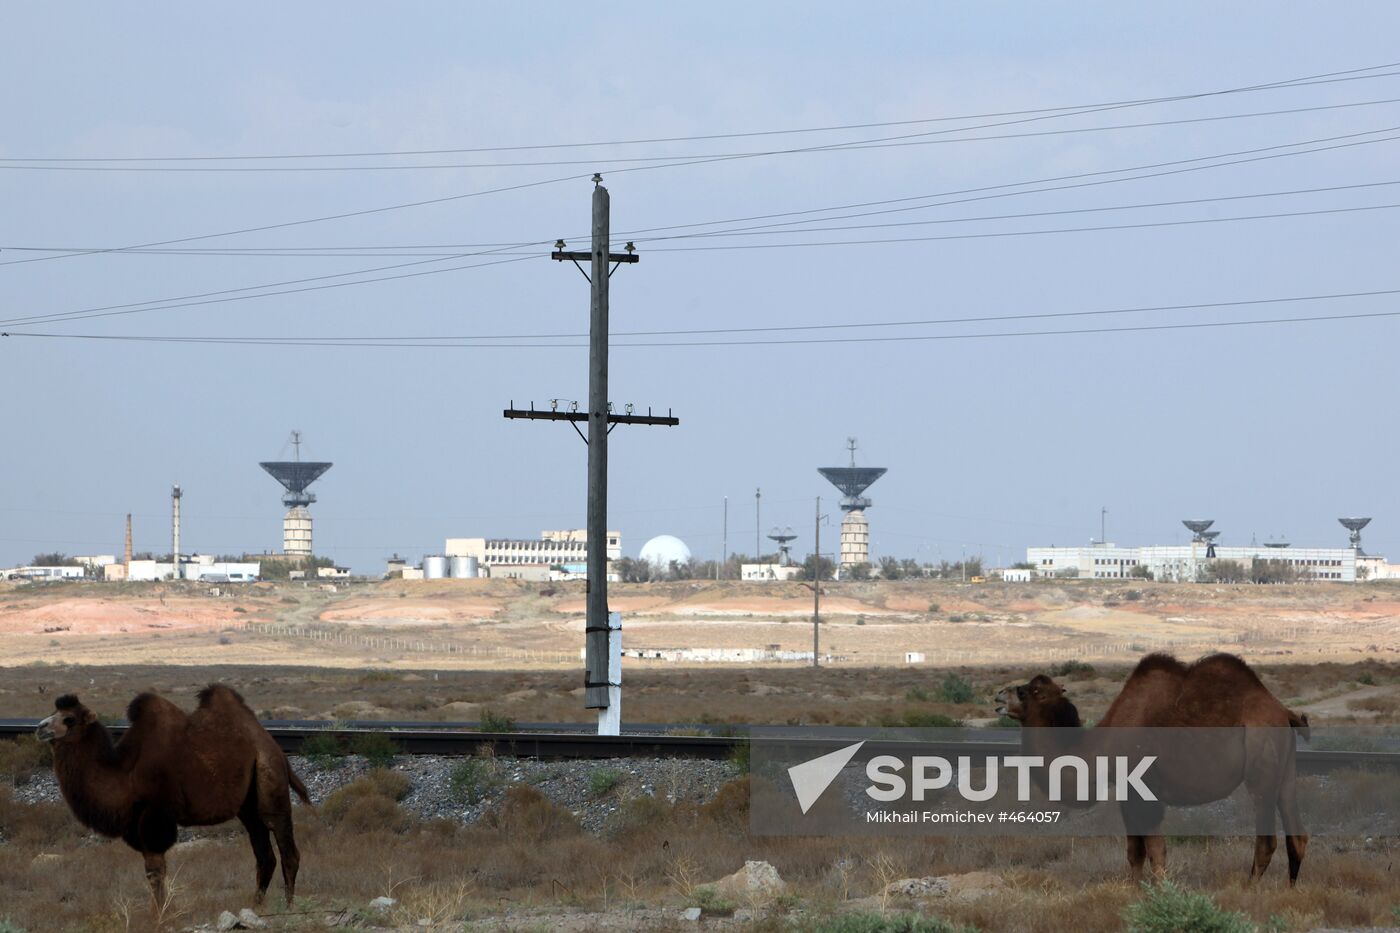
[52,724,133,838]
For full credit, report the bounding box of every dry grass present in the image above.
[2,660,1397,730]
[1,778,1398,932]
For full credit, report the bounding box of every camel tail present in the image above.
[288,767,312,808]
[1288,710,1311,743]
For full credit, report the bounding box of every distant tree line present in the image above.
[611,553,985,583]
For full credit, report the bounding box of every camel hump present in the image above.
[196,684,252,711]
[1128,652,1188,678]
[126,692,182,723]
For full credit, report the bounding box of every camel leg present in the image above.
[1248,789,1278,882]
[143,851,167,910]
[1278,774,1308,886]
[137,808,178,915]
[1125,836,1148,881]
[267,811,300,905]
[1121,800,1166,881]
[1143,835,1167,879]
[238,808,277,906]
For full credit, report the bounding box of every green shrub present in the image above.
[926,602,940,613]
[478,708,517,733]
[904,686,930,702]
[939,674,975,704]
[728,738,751,774]
[1051,660,1097,679]
[447,758,500,805]
[1123,881,1254,933]
[0,919,27,933]
[301,731,345,768]
[897,711,964,729]
[350,732,400,768]
[1358,671,1377,686]
[588,767,622,797]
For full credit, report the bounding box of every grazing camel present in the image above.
[36,685,310,909]
[995,652,1309,885]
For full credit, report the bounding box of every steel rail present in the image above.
[2,719,1396,772]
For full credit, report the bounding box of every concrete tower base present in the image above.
[840,509,870,569]
[283,506,312,556]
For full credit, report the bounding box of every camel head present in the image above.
[35,694,95,745]
[995,675,1081,726]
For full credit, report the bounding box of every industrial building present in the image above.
[1027,518,1397,583]
[446,529,621,572]
[1027,543,1357,582]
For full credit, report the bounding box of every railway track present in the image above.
[2,719,1396,772]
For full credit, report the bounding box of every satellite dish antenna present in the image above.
[259,431,332,557]
[1339,517,1371,553]
[1181,519,1214,543]
[1201,529,1221,558]
[767,526,798,566]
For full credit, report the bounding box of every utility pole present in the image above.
[171,485,182,581]
[813,508,820,666]
[755,487,761,559]
[721,495,728,580]
[504,177,678,736]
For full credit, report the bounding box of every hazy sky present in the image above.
[3,3,1398,573]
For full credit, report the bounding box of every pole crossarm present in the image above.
[503,407,679,427]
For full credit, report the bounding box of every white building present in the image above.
[1001,568,1034,583]
[1027,542,1358,582]
[741,563,803,582]
[446,529,621,577]
[0,565,86,581]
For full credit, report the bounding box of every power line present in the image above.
[6,63,1399,274]
[9,290,1400,349]
[5,61,1396,162]
[9,122,1399,328]
[621,126,1400,244]
[14,177,1400,259]
[639,200,1400,252]
[0,254,538,328]
[6,96,1400,173]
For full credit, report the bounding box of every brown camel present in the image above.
[36,685,311,910]
[995,652,1309,884]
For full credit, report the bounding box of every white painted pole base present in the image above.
[597,611,622,736]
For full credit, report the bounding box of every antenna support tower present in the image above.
[259,431,332,557]
[818,438,887,570]
[1339,517,1371,552]
[767,526,798,566]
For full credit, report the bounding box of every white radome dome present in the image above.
[639,535,692,570]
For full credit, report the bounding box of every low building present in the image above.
[1027,543,1358,582]
[184,561,260,582]
[0,565,86,581]
[446,529,621,578]
[489,562,552,582]
[317,566,351,579]
[741,563,803,582]
[1001,568,1033,583]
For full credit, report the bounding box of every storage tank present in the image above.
[450,555,479,579]
[422,555,449,579]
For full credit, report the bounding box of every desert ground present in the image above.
[2,577,1398,673]
[2,579,1398,932]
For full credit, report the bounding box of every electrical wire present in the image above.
[13,177,1400,259]
[7,288,1400,348]
[620,126,1400,244]
[6,96,1400,172]
[9,118,1400,327]
[5,61,1397,162]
